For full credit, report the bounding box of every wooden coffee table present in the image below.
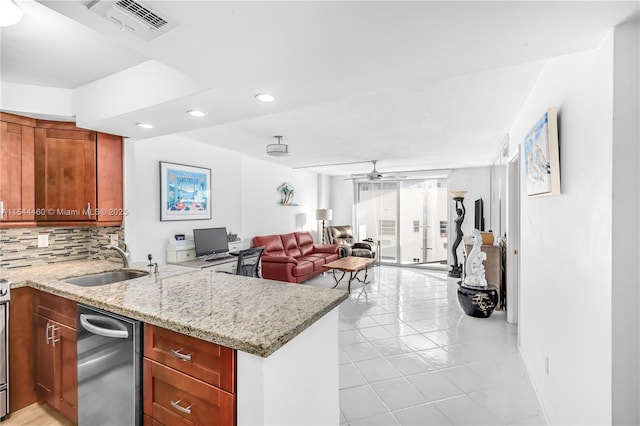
[323,256,376,293]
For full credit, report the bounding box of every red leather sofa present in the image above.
[252,231,339,283]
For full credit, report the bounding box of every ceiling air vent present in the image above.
[88,0,179,41]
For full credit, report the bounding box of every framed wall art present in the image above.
[160,161,211,221]
[524,107,561,196]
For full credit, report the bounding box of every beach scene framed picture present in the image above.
[160,161,211,221]
[524,107,561,197]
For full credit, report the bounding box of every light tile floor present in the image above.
[306,265,546,426]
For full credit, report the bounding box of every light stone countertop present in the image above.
[1,259,348,357]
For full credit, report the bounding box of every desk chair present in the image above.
[234,246,265,278]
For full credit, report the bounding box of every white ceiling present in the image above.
[1,0,638,175]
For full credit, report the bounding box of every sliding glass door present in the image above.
[356,178,448,267]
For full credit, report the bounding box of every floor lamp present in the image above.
[448,191,467,278]
[316,208,332,243]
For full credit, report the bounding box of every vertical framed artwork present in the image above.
[524,107,560,196]
[160,161,211,221]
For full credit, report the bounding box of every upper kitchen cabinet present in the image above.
[95,132,124,225]
[0,113,36,226]
[33,118,124,227]
[35,121,97,223]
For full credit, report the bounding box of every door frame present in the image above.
[506,148,521,327]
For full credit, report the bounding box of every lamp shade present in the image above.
[296,212,307,228]
[449,190,468,199]
[315,208,332,221]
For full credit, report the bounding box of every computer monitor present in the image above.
[193,227,229,258]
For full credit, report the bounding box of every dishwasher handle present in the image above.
[80,313,129,339]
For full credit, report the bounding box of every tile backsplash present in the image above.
[0,226,124,269]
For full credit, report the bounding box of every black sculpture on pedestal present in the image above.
[448,191,467,278]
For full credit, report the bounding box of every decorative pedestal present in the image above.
[457,284,499,318]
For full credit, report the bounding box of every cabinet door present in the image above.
[33,315,78,423]
[53,321,78,423]
[144,359,235,426]
[0,119,35,222]
[9,287,36,412]
[34,315,55,404]
[96,132,123,224]
[34,127,96,221]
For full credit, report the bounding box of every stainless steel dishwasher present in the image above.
[77,304,142,425]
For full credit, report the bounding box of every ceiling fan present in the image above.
[345,160,407,182]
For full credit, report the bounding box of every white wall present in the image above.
[241,155,318,241]
[448,167,491,267]
[125,135,319,263]
[329,176,355,227]
[510,34,616,424]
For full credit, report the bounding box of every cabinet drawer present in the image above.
[167,249,196,263]
[228,241,243,253]
[143,359,235,426]
[144,325,235,393]
[144,414,164,426]
[34,291,76,329]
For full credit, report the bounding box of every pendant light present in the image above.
[266,135,290,157]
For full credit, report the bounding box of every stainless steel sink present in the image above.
[65,270,149,287]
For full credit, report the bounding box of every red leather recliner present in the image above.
[252,231,339,283]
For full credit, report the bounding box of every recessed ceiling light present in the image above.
[186,110,206,117]
[255,93,276,103]
[136,122,154,129]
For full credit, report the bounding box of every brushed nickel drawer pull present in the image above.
[51,326,61,346]
[45,323,51,344]
[170,348,192,362]
[170,399,192,414]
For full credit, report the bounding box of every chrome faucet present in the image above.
[102,241,131,268]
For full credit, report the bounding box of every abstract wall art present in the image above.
[524,107,561,196]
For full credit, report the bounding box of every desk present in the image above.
[169,256,237,273]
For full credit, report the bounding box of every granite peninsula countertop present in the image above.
[1,260,348,357]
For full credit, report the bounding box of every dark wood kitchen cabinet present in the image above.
[33,121,124,226]
[1,113,124,227]
[0,112,35,226]
[34,122,97,222]
[8,287,36,412]
[143,324,236,426]
[95,131,124,225]
[33,291,78,424]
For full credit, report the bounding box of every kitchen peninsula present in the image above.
[4,260,348,425]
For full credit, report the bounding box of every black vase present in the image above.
[457,283,499,318]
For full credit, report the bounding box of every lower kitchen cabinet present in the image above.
[144,359,235,426]
[33,292,78,424]
[143,324,236,426]
[8,287,36,412]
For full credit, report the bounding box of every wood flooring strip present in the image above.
[3,403,73,426]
